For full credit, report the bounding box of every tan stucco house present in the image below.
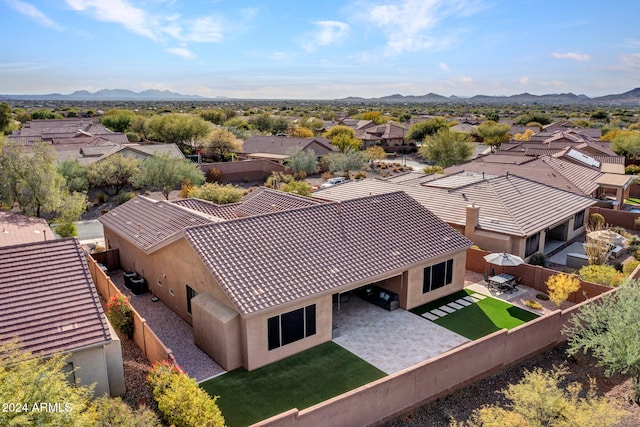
[315,173,598,260]
[99,189,472,371]
[0,238,125,397]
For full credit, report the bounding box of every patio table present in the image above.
[488,273,515,285]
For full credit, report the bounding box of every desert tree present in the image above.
[286,148,318,178]
[202,128,241,162]
[187,182,244,204]
[546,273,581,306]
[476,120,511,148]
[418,128,474,167]
[564,279,640,401]
[145,113,212,149]
[323,149,366,178]
[406,117,449,142]
[133,153,205,200]
[87,154,141,196]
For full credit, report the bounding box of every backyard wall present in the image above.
[254,287,615,427]
[588,207,640,231]
[86,255,175,365]
[199,160,284,184]
[465,248,611,303]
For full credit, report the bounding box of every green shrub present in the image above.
[147,360,224,427]
[106,294,134,338]
[353,171,367,180]
[423,165,445,175]
[92,396,160,427]
[625,164,640,175]
[55,222,77,238]
[536,293,550,301]
[187,182,244,204]
[528,252,549,267]
[96,192,108,204]
[117,191,136,205]
[578,264,624,287]
[525,300,542,310]
[623,260,640,276]
[588,213,605,229]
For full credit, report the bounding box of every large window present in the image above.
[574,210,585,230]
[525,232,541,258]
[268,305,316,351]
[186,285,198,315]
[423,259,454,293]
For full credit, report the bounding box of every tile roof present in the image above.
[241,136,335,156]
[314,175,597,237]
[172,199,240,220]
[99,196,215,252]
[235,188,324,217]
[184,192,471,316]
[0,212,54,247]
[0,238,111,355]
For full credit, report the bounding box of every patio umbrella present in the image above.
[587,229,627,247]
[483,252,524,273]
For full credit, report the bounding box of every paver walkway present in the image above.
[332,296,469,374]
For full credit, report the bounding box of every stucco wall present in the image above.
[104,323,125,396]
[66,345,110,397]
[242,295,333,371]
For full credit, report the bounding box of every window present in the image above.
[574,210,585,230]
[268,304,316,350]
[186,285,198,315]
[525,232,540,258]
[423,259,454,293]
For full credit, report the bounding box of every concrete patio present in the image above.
[332,296,469,374]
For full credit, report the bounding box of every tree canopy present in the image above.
[187,183,244,204]
[132,153,205,199]
[87,154,141,196]
[417,128,474,167]
[611,131,640,159]
[476,120,511,147]
[145,113,211,148]
[286,148,318,178]
[323,149,366,178]
[456,366,626,427]
[564,279,640,401]
[202,128,241,162]
[406,118,449,142]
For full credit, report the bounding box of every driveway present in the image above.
[332,296,469,374]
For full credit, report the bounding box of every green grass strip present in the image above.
[200,342,386,427]
[411,290,538,340]
[626,197,640,205]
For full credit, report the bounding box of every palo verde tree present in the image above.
[187,182,244,204]
[133,153,205,200]
[546,273,581,306]
[323,148,366,178]
[286,148,318,178]
[406,117,449,142]
[323,125,362,152]
[418,127,475,167]
[564,279,640,401]
[87,154,141,196]
[201,128,241,162]
[476,120,511,148]
[456,366,626,427]
[145,113,212,150]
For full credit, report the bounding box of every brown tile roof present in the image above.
[314,175,597,237]
[184,192,471,316]
[235,188,324,217]
[241,136,336,156]
[0,238,111,355]
[99,196,215,252]
[172,198,241,220]
[0,212,54,247]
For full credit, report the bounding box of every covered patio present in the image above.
[332,296,469,374]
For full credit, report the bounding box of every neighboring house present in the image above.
[314,173,597,260]
[240,136,337,163]
[0,238,125,397]
[0,211,54,245]
[8,118,128,145]
[99,190,472,371]
[356,122,408,150]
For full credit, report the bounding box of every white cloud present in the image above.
[551,51,590,61]
[450,76,473,84]
[439,62,450,71]
[166,47,195,59]
[519,77,530,85]
[6,0,63,30]
[65,0,157,40]
[304,21,349,51]
[360,0,486,55]
[620,53,640,70]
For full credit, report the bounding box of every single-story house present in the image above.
[99,190,472,371]
[356,122,408,149]
[314,173,598,260]
[0,238,125,397]
[239,136,337,163]
[0,211,54,245]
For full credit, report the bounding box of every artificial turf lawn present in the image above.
[626,197,640,205]
[200,342,386,427]
[411,290,539,340]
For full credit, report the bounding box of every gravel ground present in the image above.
[108,270,225,381]
[378,342,640,426]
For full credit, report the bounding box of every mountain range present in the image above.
[1,88,639,105]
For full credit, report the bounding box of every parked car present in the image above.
[320,177,347,189]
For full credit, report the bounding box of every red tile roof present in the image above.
[0,238,111,355]
[234,188,324,217]
[184,192,471,316]
[0,211,54,247]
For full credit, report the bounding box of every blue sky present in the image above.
[1,0,639,99]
